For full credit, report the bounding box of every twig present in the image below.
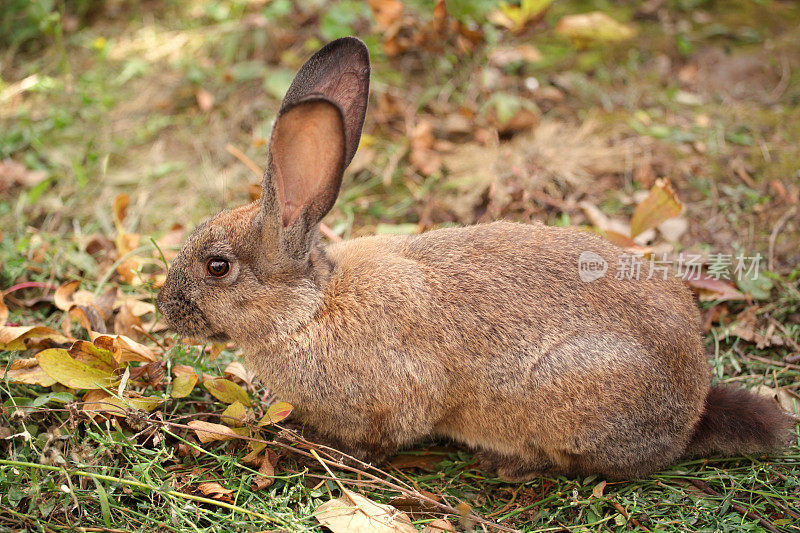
[739,350,800,371]
[154,418,520,532]
[608,500,653,533]
[688,479,779,533]
[767,205,798,272]
[225,143,263,178]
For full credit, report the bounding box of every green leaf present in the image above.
[91,476,112,528]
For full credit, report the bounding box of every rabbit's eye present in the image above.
[206,258,230,277]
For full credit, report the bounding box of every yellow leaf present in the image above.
[220,401,248,427]
[203,378,251,406]
[630,178,683,238]
[188,420,248,443]
[316,489,416,533]
[171,371,198,399]
[2,358,56,387]
[68,341,118,373]
[489,0,554,33]
[258,401,293,426]
[0,325,71,351]
[37,348,117,390]
[556,11,637,47]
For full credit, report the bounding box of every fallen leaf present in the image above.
[409,119,443,176]
[171,369,198,399]
[82,390,163,418]
[630,178,682,238]
[68,341,118,373]
[37,348,118,390]
[91,333,157,364]
[223,361,256,389]
[0,292,7,324]
[258,401,293,426]
[367,0,403,30]
[220,401,248,427]
[112,193,129,230]
[2,357,57,387]
[0,159,48,192]
[54,280,80,311]
[252,449,279,491]
[489,45,543,67]
[196,482,233,503]
[556,11,637,47]
[592,480,607,498]
[489,0,553,33]
[114,302,142,337]
[0,325,71,351]
[204,378,251,406]
[188,421,248,443]
[388,453,443,472]
[423,519,455,533]
[316,489,416,533]
[687,274,747,302]
[389,490,441,514]
[195,88,214,111]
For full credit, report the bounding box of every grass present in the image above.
[2,0,800,531]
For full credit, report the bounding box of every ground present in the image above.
[1,0,799,531]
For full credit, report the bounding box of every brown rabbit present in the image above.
[157,37,793,480]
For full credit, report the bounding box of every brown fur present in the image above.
[157,37,795,481]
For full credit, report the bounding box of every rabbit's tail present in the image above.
[685,385,794,458]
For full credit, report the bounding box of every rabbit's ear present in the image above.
[278,37,370,166]
[260,37,369,251]
[268,97,346,229]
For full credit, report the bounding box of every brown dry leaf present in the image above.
[2,357,57,387]
[410,120,443,176]
[188,420,248,443]
[258,401,293,426]
[389,490,441,514]
[423,519,456,533]
[592,480,607,498]
[489,45,543,67]
[64,305,105,335]
[432,0,447,33]
[316,489,416,533]
[68,340,118,373]
[113,193,129,229]
[223,361,256,389]
[388,453,443,473]
[54,280,80,311]
[0,292,8,324]
[367,0,404,30]
[114,302,142,337]
[195,88,214,112]
[82,390,163,418]
[156,224,186,261]
[630,178,683,238]
[756,386,800,415]
[687,275,747,302]
[196,482,233,503]
[0,325,72,351]
[0,159,47,192]
[204,378,251,406]
[91,333,157,364]
[556,11,637,47]
[252,449,279,491]
[120,298,156,317]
